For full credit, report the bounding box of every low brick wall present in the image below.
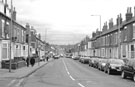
[1,57,27,69]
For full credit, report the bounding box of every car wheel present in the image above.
[133,74,135,82]
[98,67,100,70]
[121,71,126,79]
[107,69,111,75]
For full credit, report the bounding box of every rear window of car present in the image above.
[101,59,107,63]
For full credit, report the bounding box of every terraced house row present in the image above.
[89,7,135,59]
[73,7,135,59]
[0,1,45,62]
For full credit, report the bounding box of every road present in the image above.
[16,58,135,87]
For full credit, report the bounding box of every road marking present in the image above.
[63,59,86,87]
[15,79,24,87]
[62,59,75,81]
[62,59,69,73]
[78,83,85,87]
[67,71,70,75]
[8,79,16,86]
[69,75,75,81]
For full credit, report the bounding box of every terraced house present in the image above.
[90,7,135,59]
[0,1,45,62]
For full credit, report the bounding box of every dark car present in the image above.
[104,59,125,74]
[121,59,135,81]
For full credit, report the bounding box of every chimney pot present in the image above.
[126,7,132,21]
[14,7,15,11]
[109,18,113,29]
[26,23,30,28]
[120,13,122,18]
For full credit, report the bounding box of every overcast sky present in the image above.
[11,0,135,45]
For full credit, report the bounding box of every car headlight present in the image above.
[102,63,106,66]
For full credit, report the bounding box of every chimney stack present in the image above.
[126,7,133,21]
[92,32,96,38]
[102,22,108,31]
[109,18,113,29]
[117,14,122,25]
[12,7,16,21]
[26,23,30,34]
[104,22,108,30]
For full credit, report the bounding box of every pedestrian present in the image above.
[26,57,30,67]
[46,56,49,61]
[30,57,35,67]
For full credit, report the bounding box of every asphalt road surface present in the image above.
[18,58,135,87]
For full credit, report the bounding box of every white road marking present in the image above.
[78,83,85,87]
[69,75,75,81]
[62,59,75,81]
[67,71,70,75]
[8,79,16,86]
[62,59,86,87]
[62,59,69,74]
[15,79,24,87]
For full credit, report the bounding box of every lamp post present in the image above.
[118,14,121,59]
[27,25,31,67]
[44,28,47,61]
[9,0,13,72]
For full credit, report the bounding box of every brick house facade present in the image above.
[89,7,135,59]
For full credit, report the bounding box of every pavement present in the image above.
[0,58,53,79]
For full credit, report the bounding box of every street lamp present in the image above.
[91,15,101,31]
[9,0,13,72]
[44,28,47,61]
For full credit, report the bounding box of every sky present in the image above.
[10,0,135,45]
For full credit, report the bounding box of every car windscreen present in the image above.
[110,60,124,64]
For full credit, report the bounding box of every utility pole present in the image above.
[28,25,31,67]
[118,14,121,59]
[9,0,13,72]
[26,23,31,67]
[44,28,47,61]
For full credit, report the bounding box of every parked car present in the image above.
[79,56,90,64]
[104,59,125,74]
[53,55,59,59]
[98,58,108,71]
[121,59,135,81]
[93,58,100,68]
[89,58,95,67]
[72,56,80,60]
[79,56,84,62]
